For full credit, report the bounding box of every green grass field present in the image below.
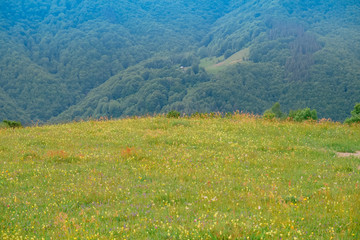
[199,48,250,74]
[1,114,360,239]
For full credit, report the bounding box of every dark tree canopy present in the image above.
[0,0,359,124]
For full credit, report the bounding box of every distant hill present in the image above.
[0,0,359,124]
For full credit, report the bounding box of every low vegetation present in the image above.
[1,113,360,239]
[166,110,181,119]
[263,102,318,122]
[2,120,22,128]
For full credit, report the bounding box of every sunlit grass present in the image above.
[1,114,360,239]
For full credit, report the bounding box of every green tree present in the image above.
[344,103,360,124]
[2,120,22,128]
[288,108,318,122]
[263,102,283,119]
[224,49,233,59]
[191,63,200,74]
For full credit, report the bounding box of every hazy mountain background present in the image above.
[0,0,359,124]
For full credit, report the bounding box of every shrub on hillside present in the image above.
[3,120,23,128]
[344,103,360,124]
[263,102,284,119]
[166,110,181,118]
[288,108,318,122]
[263,110,276,120]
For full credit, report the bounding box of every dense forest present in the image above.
[0,0,359,124]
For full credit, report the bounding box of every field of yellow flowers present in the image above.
[1,114,360,239]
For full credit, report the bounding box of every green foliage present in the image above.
[223,49,234,59]
[263,102,284,119]
[166,110,181,118]
[263,110,276,120]
[0,0,232,124]
[2,120,22,128]
[352,103,360,115]
[288,108,318,122]
[344,103,360,124]
[271,102,284,118]
[0,0,360,123]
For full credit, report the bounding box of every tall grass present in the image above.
[1,114,360,239]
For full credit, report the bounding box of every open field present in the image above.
[199,48,250,74]
[1,114,360,239]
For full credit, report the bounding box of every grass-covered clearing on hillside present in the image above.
[200,48,250,74]
[1,114,360,239]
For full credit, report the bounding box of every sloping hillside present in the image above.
[1,115,360,238]
[1,0,360,123]
[52,0,360,123]
[0,0,232,124]
[197,0,360,120]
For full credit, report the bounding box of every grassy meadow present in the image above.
[1,114,360,239]
[199,48,250,74]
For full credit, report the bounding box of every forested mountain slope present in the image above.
[191,0,360,121]
[0,0,232,123]
[0,0,359,124]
